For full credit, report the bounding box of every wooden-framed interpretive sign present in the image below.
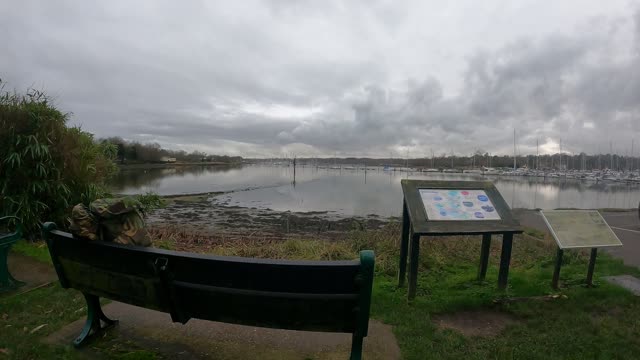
[541,210,622,249]
[541,210,622,289]
[397,180,523,300]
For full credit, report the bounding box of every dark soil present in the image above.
[147,194,391,240]
[432,310,519,337]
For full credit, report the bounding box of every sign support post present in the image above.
[552,248,564,290]
[497,233,514,289]
[586,248,598,287]
[397,200,410,288]
[477,234,492,281]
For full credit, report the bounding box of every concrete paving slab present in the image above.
[604,275,640,295]
[45,301,400,360]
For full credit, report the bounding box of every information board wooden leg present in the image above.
[397,200,410,288]
[586,248,598,287]
[552,248,564,290]
[477,234,491,281]
[407,233,421,300]
[497,233,513,290]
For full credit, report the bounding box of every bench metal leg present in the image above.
[74,293,119,348]
[0,246,25,292]
[349,334,364,360]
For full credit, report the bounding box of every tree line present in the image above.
[266,152,640,171]
[100,137,243,164]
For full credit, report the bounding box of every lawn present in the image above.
[2,223,639,359]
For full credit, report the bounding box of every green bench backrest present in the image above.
[43,223,374,336]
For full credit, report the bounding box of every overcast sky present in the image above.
[2,1,640,158]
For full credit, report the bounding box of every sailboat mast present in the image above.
[559,138,562,171]
[431,148,434,168]
[536,138,539,170]
[632,139,635,171]
[610,141,613,170]
[513,129,516,170]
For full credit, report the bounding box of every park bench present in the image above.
[0,216,24,292]
[42,222,375,360]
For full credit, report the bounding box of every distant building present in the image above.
[160,156,177,163]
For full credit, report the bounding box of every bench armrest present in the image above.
[0,216,23,245]
[355,250,375,337]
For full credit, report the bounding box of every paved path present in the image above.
[1,253,57,297]
[46,301,400,360]
[513,209,640,268]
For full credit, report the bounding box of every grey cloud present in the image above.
[1,1,639,157]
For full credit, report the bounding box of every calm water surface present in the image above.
[110,165,640,217]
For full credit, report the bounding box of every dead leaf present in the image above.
[29,324,48,334]
[0,348,10,356]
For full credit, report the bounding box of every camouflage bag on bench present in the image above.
[69,197,151,247]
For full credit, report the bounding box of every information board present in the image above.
[419,189,502,221]
[541,210,623,249]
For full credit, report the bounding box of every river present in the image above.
[109,164,640,217]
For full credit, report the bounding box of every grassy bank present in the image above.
[2,224,640,359]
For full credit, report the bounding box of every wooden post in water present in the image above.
[292,156,296,187]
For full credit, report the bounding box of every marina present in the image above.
[110,164,640,217]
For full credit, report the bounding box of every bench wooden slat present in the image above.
[173,280,359,300]
[174,284,359,332]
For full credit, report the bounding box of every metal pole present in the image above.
[407,233,421,300]
[552,247,564,289]
[477,234,492,281]
[586,248,598,287]
[397,200,410,287]
[497,233,514,289]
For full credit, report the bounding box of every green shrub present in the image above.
[134,192,167,213]
[0,83,117,235]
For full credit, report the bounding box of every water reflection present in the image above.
[110,165,246,194]
[109,165,640,216]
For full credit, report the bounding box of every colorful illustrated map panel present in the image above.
[419,189,502,221]
[541,210,623,249]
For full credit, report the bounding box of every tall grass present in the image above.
[149,222,561,277]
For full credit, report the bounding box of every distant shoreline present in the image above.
[117,162,241,170]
